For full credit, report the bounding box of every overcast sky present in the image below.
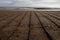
[0,0,60,8]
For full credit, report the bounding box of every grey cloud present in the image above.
[0,0,60,8]
[31,0,60,2]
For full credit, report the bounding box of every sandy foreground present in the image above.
[0,9,60,40]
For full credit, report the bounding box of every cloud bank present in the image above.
[0,0,60,8]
